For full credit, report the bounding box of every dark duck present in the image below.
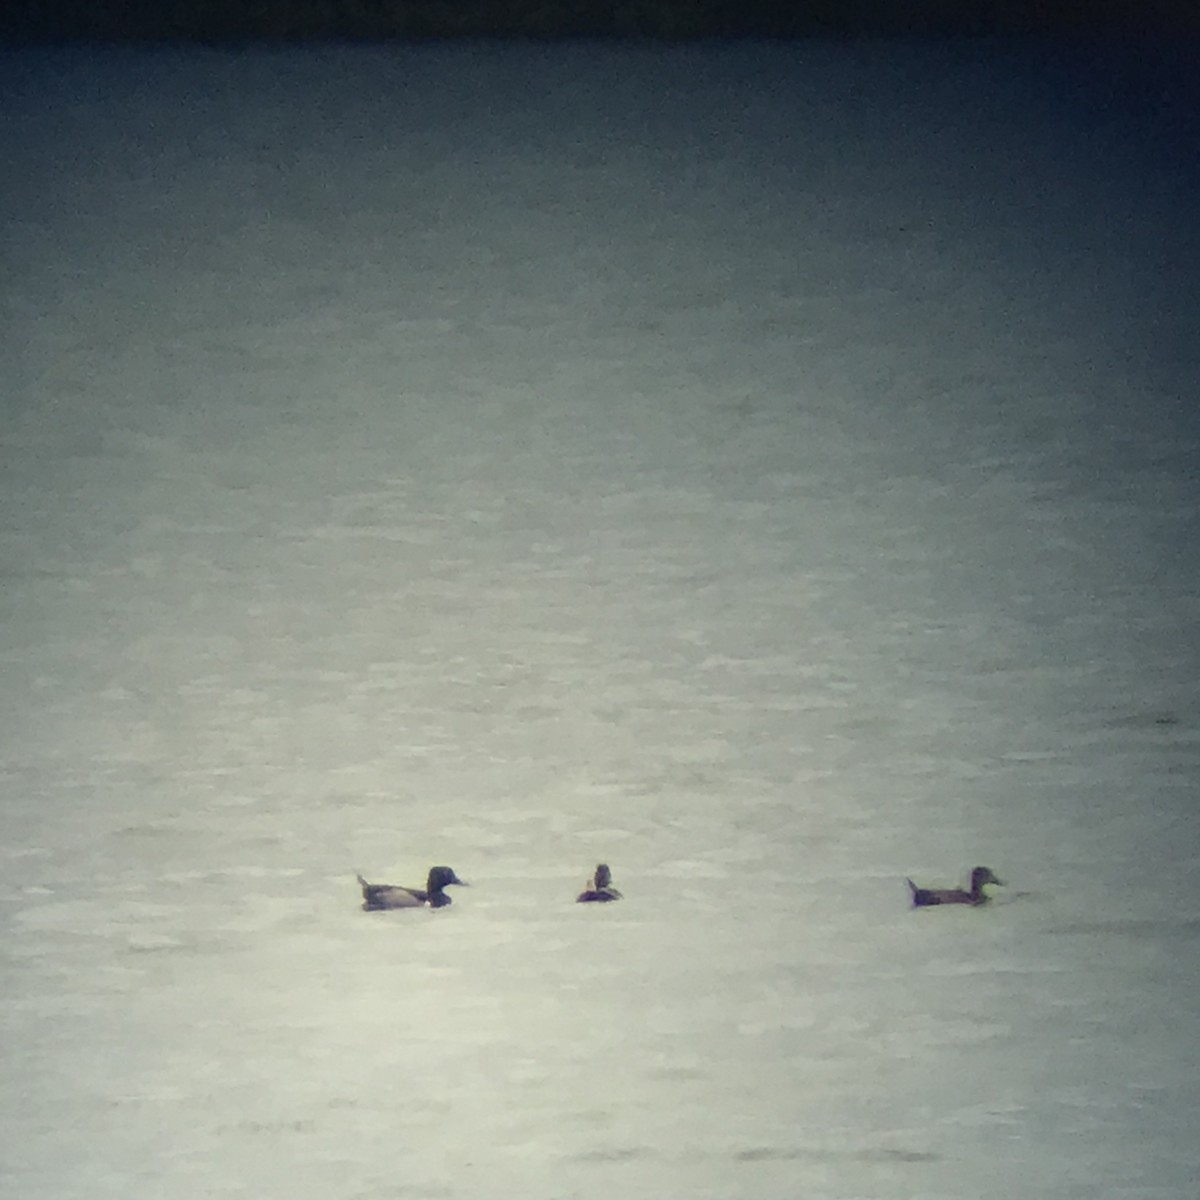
[907,866,1004,908]
[356,865,468,910]
[577,863,622,903]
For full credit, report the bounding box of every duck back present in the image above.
[907,866,1004,908]
[357,866,467,911]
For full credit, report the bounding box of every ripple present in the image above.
[735,1144,939,1164]
[570,1145,655,1163]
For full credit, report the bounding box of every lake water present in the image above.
[2,40,1198,1199]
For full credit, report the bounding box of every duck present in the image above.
[356,865,468,910]
[907,866,1004,908]
[577,863,622,903]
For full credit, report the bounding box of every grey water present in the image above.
[2,41,1198,1199]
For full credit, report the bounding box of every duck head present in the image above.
[427,865,469,892]
[970,866,1004,891]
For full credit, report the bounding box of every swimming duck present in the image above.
[577,863,622,903]
[356,865,468,910]
[907,866,1004,908]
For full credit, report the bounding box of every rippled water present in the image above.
[2,40,1198,1200]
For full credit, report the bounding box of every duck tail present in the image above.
[906,878,918,897]
[356,874,369,890]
